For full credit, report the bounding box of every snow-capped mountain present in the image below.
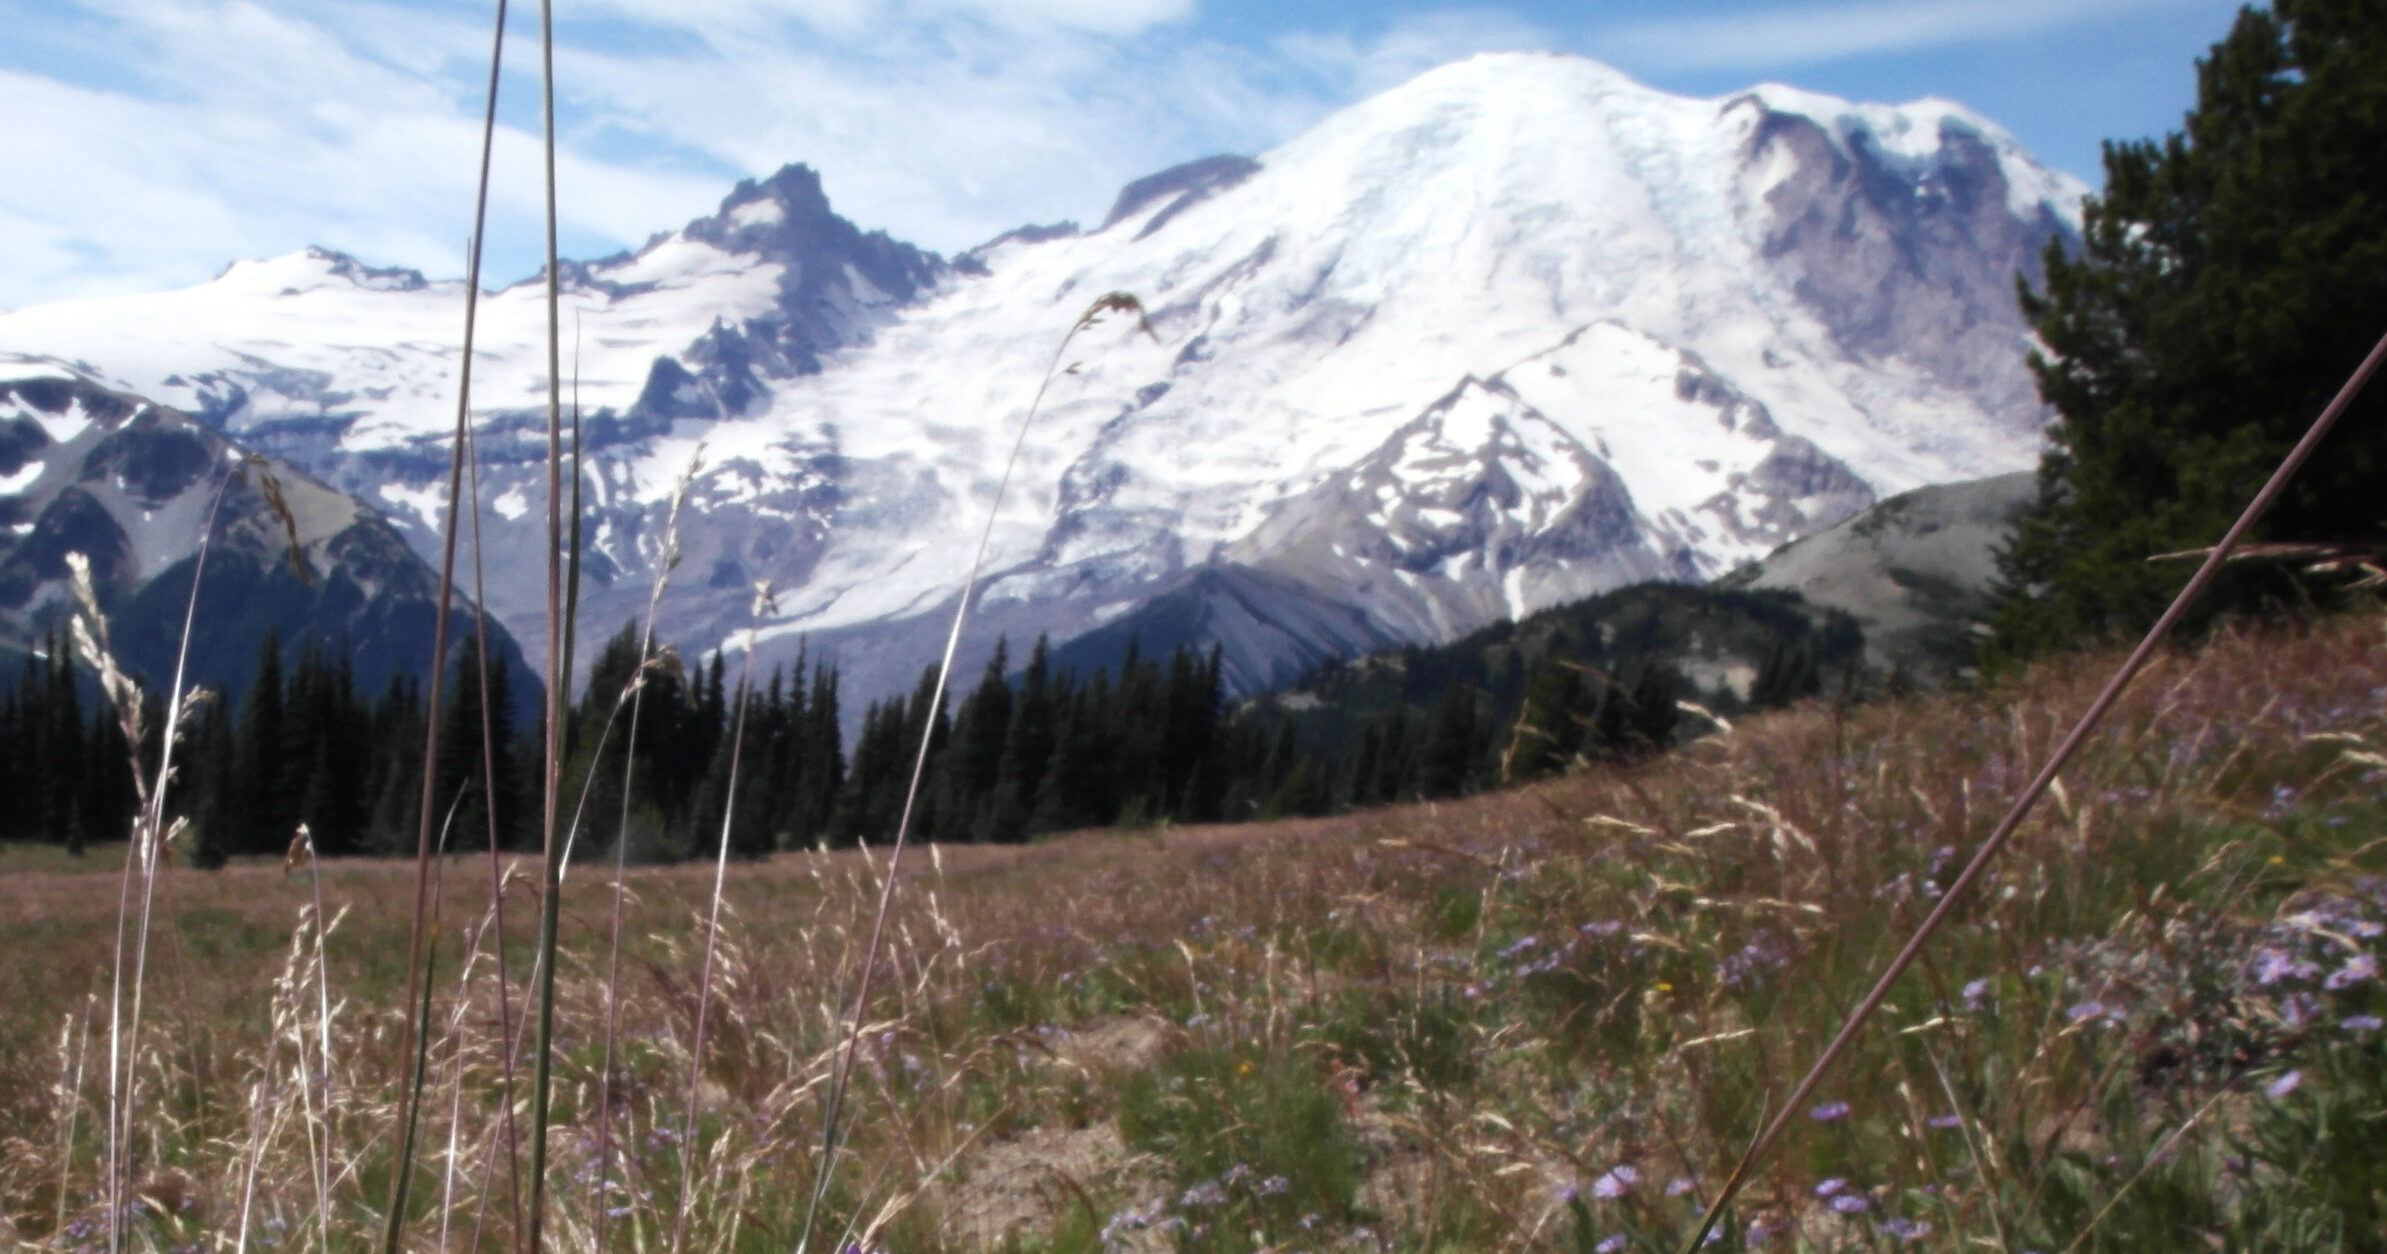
[0,52,2081,704]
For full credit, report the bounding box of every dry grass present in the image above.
[4,610,2386,1251]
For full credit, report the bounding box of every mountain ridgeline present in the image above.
[0,52,2078,718]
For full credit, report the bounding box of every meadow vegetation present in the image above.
[3,606,2383,1252]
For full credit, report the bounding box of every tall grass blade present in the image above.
[384,2,510,1247]
[670,588,770,1254]
[92,458,234,1254]
[590,448,702,1254]
[525,1,570,1245]
[461,329,528,1242]
[797,292,1155,1252]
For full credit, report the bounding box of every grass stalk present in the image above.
[384,2,510,1247]
[460,366,529,1243]
[525,1,570,1246]
[669,590,769,1254]
[590,448,703,1254]
[303,829,337,1254]
[797,292,1153,1252]
[88,456,235,1254]
[54,995,92,1244]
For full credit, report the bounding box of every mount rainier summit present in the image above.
[0,52,2081,705]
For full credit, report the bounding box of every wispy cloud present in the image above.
[1595,0,2199,71]
[0,0,1530,309]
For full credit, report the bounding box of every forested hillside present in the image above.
[0,579,1865,861]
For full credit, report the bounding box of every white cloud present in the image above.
[1271,7,1559,99]
[1596,0,2201,71]
[0,0,1529,308]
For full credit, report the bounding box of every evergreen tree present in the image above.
[1627,665,1682,754]
[1509,659,1586,782]
[794,659,844,847]
[434,633,518,851]
[190,698,237,868]
[236,630,290,854]
[1993,0,2387,659]
[984,638,1054,843]
[1417,681,1479,799]
[937,640,1011,841]
[1749,640,1821,710]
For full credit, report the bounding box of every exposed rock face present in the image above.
[0,375,538,712]
[1729,470,2037,680]
[0,53,2076,709]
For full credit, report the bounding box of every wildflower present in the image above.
[1882,1217,1933,1242]
[1809,1101,1851,1122]
[1592,1165,1639,1198]
[1960,978,1990,1010]
[1666,1176,1697,1197]
[1595,1236,1628,1254]
[1259,1175,1288,1196]
[2064,1000,2108,1023]
[2253,948,2317,986]
[1179,1180,1228,1208]
[1926,1114,1964,1129]
[2325,954,2377,990]
[1830,1194,1871,1215]
[1814,1178,1849,1198]
[2267,1070,2303,1098]
[2343,1014,2383,1032]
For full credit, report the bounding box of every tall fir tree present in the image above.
[236,630,290,854]
[1992,0,2387,659]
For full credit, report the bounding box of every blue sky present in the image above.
[0,0,2250,311]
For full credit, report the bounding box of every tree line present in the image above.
[4,598,1775,861]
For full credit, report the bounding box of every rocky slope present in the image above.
[0,375,537,712]
[1727,470,2037,681]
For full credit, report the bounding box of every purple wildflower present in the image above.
[2325,953,2378,990]
[2343,1014,2383,1032]
[1592,1165,1639,1199]
[1810,1101,1851,1122]
[2253,948,2318,986]
[2267,1070,2303,1098]
[1830,1194,1871,1215]
[1882,1217,1933,1242]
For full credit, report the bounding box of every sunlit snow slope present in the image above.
[0,53,2080,702]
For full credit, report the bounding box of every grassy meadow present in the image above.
[3,609,2386,1252]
